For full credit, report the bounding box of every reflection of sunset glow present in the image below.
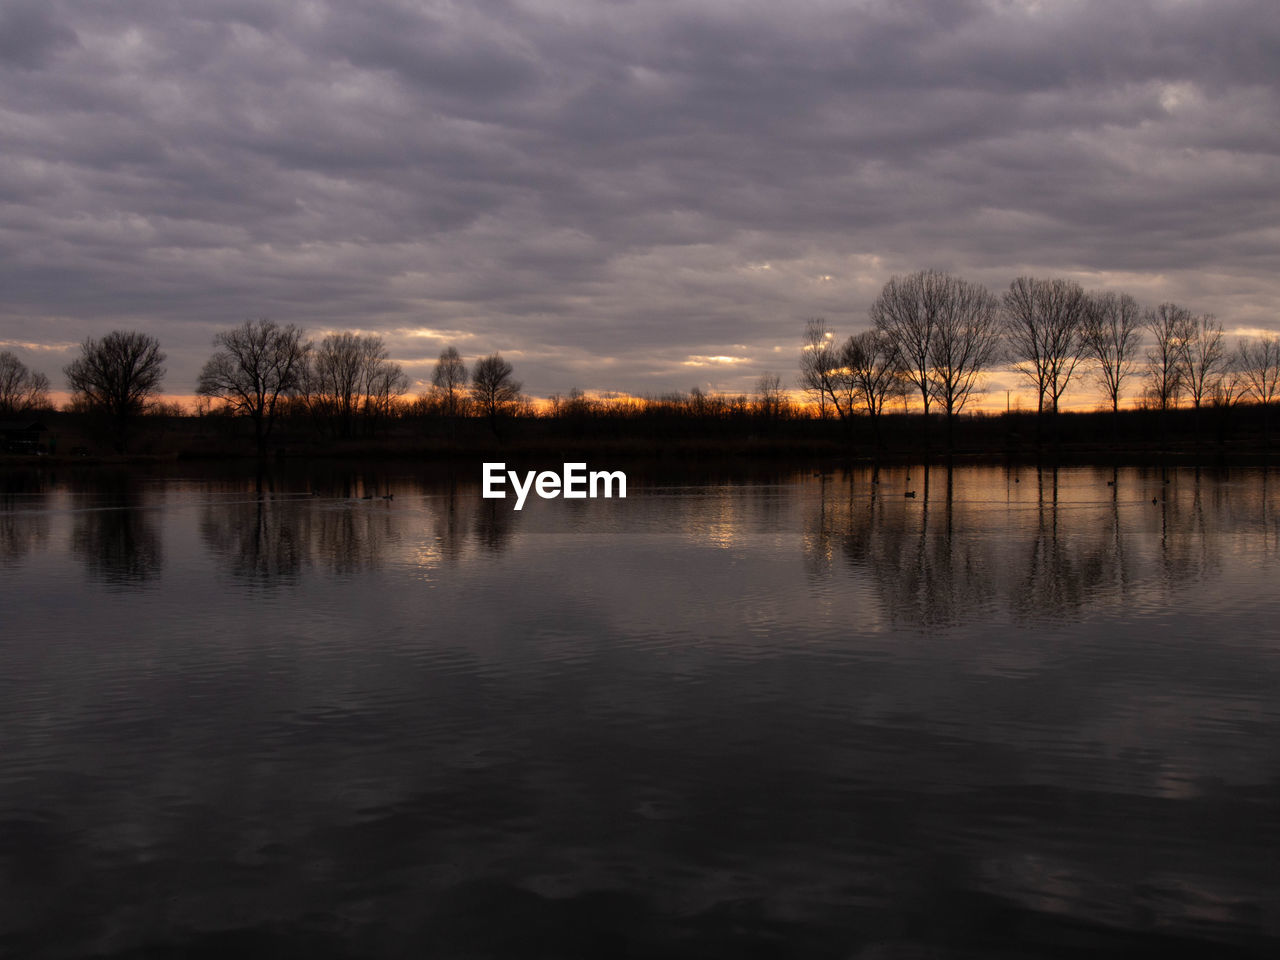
[405,541,445,577]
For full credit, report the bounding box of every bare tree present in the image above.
[928,277,1003,445]
[843,328,903,445]
[470,353,522,428]
[1144,303,1193,411]
[1237,334,1280,407]
[798,320,902,442]
[196,319,309,456]
[0,351,51,416]
[1209,354,1242,408]
[869,271,946,421]
[302,332,405,438]
[1238,334,1280,444]
[304,332,364,437]
[1002,277,1090,417]
[798,318,848,420]
[358,335,408,429]
[431,347,469,418]
[64,330,166,451]
[755,372,786,420]
[1178,314,1226,410]
[1082,291,1142,414]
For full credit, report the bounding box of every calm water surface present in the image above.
[2,463,1279,958]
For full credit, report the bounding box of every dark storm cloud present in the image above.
[2,0,1278,398]
[0,2,78,70]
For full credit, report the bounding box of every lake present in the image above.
[1,462,1278,958]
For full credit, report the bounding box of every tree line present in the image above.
[193,325,524,454]
[2,269,1277,454]
[0,323,523,453]
[799,270,1280,446]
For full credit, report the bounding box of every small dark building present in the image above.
[0,421,49,454]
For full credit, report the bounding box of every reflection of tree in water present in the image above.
[71,485,162,585]
[1011,467,1128,623]
[473,497,513,554]
[198,471,516,581]
[868,466,997,628]
[0,478,51,566]
[199,497,306,582]
[1152,467,1223,590]
[801,476,840,578]
[805,464,1259,627]
[432,481,471,564]
[200,494,398,580]
[806,465,996,628]
[313,504,397,574]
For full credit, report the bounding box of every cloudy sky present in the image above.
[2,0,1278,403]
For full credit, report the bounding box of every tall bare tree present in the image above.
[470,353,522,429]
[1002,277,1090,417]
[1144,303,1193,411]
[928,277,1003,445]
[64,330,166,452]
[431,347,469,418]
[869,271,945,420]
[196,319,309,456]
[0,352,51,416]
[1178,314,1226,410]
[1082,291,1142,414]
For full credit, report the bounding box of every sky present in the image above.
[2,0,1278,407]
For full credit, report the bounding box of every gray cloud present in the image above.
[1,0,1278,399]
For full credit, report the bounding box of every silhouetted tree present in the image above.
[303,332,363,436]
[798,318,854,421]
[0,351,51,416]
[302,332,405,437]
[432,346,469,418]
[1082,291,1142,414]
[196,319,310,456]
[927,277,1002,446]
[63,330,165,452]
[1144,303,1192,411]
[870,271,946,424]
[1002,277,1089,418]
[755,372,786,421]
[1238,334,1280,444]
[1209,356,1242,408]
[843,329,903,445]
[1238,335,1280,406]
[359,337,408,431]
[1178,313,1226,410]
[470,353,522,429]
